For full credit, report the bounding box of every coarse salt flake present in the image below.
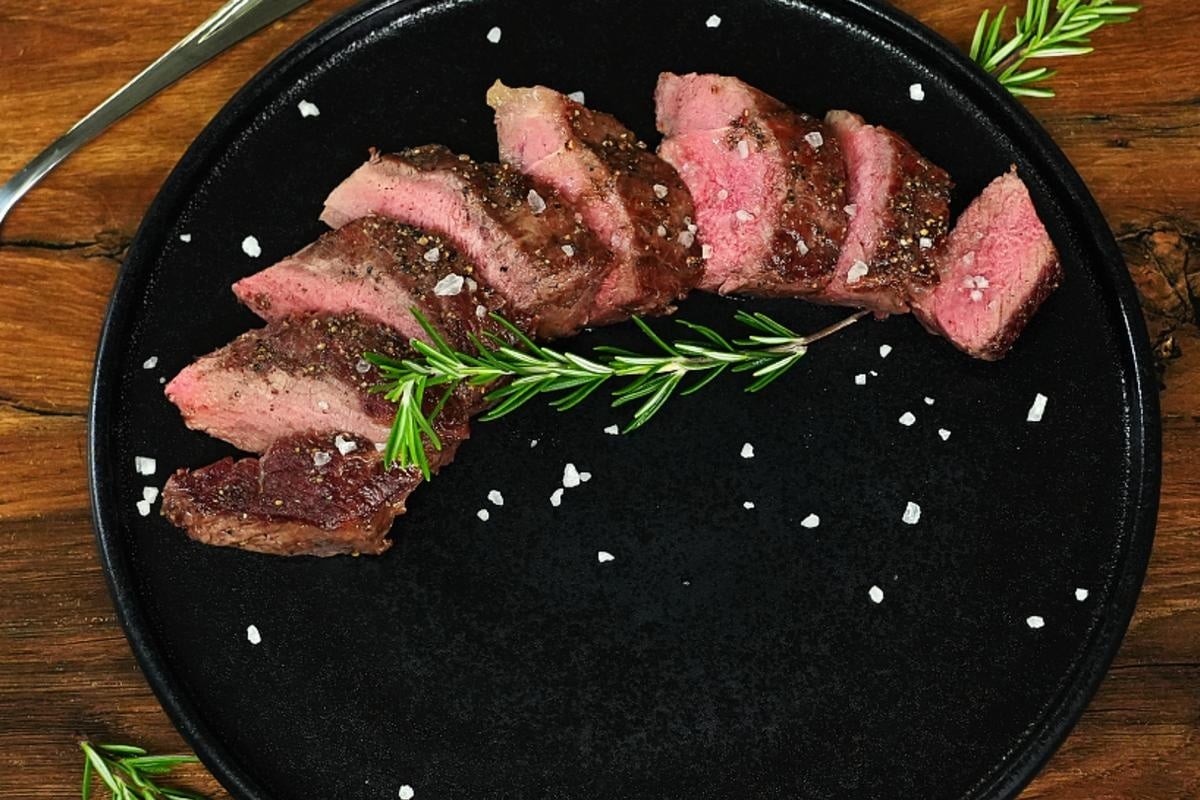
[740,442,755,459]
[919,236,933,249]
[846,260,869,284]
[486,26,502,43]
[247,624,262,644]
[854,373,867,386]
[938,428,951,441]
[924,396,935,405]
[701,243,713,260]
[142,486,158,503]
[604,424,619,435]
[355,358,371,374]
[530,439,539,448]
[476,508,490,522]
[297,99,320,118]
[869,585,885,604]
[879,344,893,358]
[579,471,592,482]
[433,273,464,296]
[550,488,564,507]
[1075,588,1089,602]
[475,304,487,318]
[179,233,192,243]
[969,289,984,302]
[487,489,504,506]
[909,83,925,102]
[317,400,330,411]
[705,14,721,28]
[657,225,668,237]
[561,244,575,257]
[735,209,754,223]
[652,183,669,199]
[563,463,582,488]
[797,238,809,256]
[902,501,921,525]
[598,550,615,563]
[743,501,756,510]
[567,90,585,103]
[334,434,358,455]
[142,355,158,369]
[241,235,261,258]
[374,442,386,452]
[869,370,879,377]
[737,139,750,159]
[805,131,824,149]
[716,188,729,200]
[678,229,695,247]
[1026,615,1045,629]
[313,450,332,467]
[899,411,916,427]
[1027,393,1048,423]
[844,203,858,218]
[399,786,415,800]
[134,456,156,476]
[422,246,441,263]
[801,513,820,529]
[527,189,546,214]
[135,499,151,517]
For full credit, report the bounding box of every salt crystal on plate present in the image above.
[909,83,925,102]
[158,376,166,384]
[844,203,858,218]
[879,344,893,358]
[355,358,371,374]
[899,411,916,427]
[902,501,921,525]
[805,131,824,149]
[737,139,750,159]
[869,585,884,604]
[423,247,441,264]
[678,229,695,247]
[653,183,669,199]
[1027,393,1048,422]
[869,370,879,377]
[938,428,951,441]
[567,90,585,103]
[142,355,158,369]
[579,471,592,482]
[246,624,262,644]
[563,463,582,488]
[476,509,490,522]
[135,499,151,517]
[487,489,504,506]
[313,450,332,467]
[297,99,320,118]
[527,189,546,214]
[598,551,615,562]
[399,786,415,800]
[919,236,933,249]
[1075,588,1089,602]
[134,456,156,476]
[1026,615,1045,629]
[475,304,487,318]
[241,235,261,258]
[561,244,575,257]
[854,373,867,386]
[924,396,935,405]
[334,434,358,455]
[179,233,192,243]
[801,513,820,529]
[433,273,464,297]
[743,501,756,510]
[705,14,721,28]
[604,425,619,435]
[740,442,755,459]
[486,26,502,43]
[530,439,539,448]
[846,260,869,284]
[701,243,713,260]
[142,486,159,503]
[550,488,564,507]
[797,238,809,256]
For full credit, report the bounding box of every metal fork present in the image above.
[0,0,311,229]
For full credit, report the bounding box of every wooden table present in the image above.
[1,1,1196,796]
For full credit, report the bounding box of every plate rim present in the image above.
[87,1,1162,798]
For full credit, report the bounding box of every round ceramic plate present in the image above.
[89,1,1160,797]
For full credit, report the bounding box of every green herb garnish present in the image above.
[970,0,1139,98]
[80,741,204,800]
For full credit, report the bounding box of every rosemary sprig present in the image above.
[970,0,1139,98]
[79,741,204,800]
[369,309,866,473]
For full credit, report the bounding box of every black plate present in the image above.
[89,1,1160,797]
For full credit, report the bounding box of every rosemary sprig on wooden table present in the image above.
[971,0,1140,97]
[79,741,204,800]
[368,309,867,475]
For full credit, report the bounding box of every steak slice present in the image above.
[654,72,849,296]
[161,429,465,557]
[911,168,1062,360]
[817,110,952,315]
[487,81,702,322]
[321,146,611,338]
[233,216,518,346]
[166,314,419,453]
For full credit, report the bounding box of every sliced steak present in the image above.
[233,216,518,345]
[488,81,702,322]
[817,110,952,315]
[654,72,849,296]
[166,314,428,453]
[321,146,611,338]
[911,168,1062,360]
[161,429,465,557]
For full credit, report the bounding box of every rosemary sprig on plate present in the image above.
[368,309,866,474]
[79,741,204,800]
[970,0,1139,98]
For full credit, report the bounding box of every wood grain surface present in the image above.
[1,1,1197,797]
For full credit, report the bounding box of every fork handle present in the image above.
[0,0,310,226]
